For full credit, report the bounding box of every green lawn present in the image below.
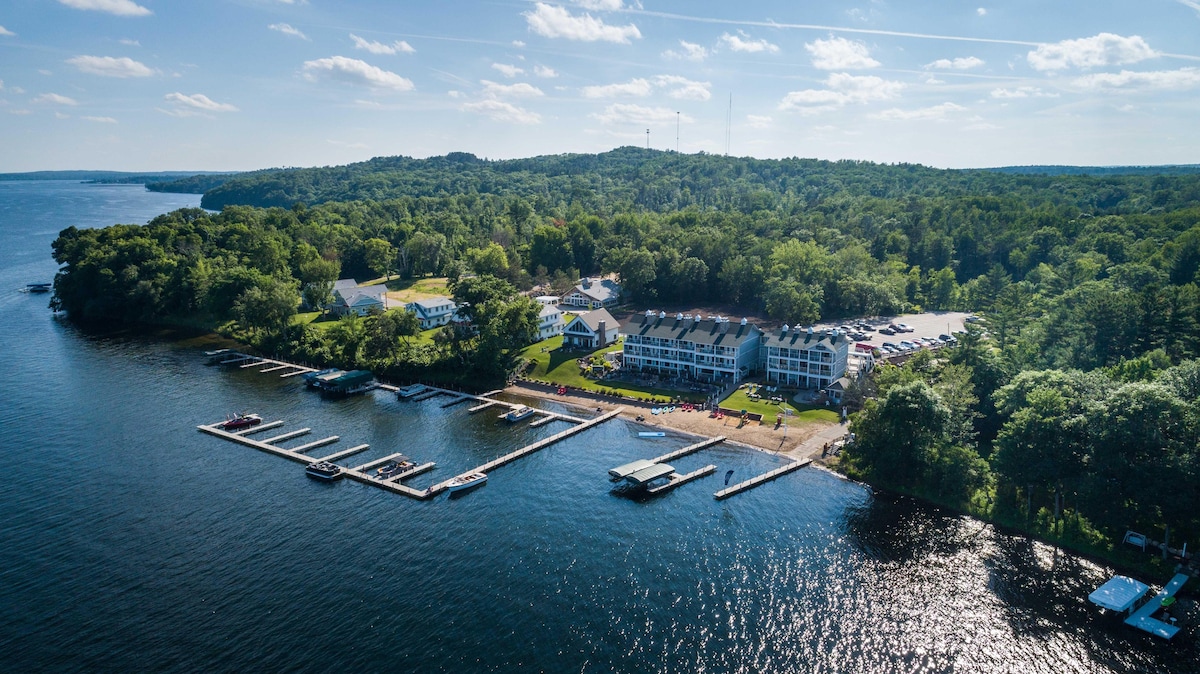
[517,336,699,402]
[719,388,841,423]
[382,276,451,301]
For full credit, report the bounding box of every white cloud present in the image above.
[480,80,545,98]
[779,73,904,114]
[654,75,711,101]
[575,0,623,9]
[302,56,415,91]
[270,24,309,41]
[1,25,17,37]
[524,3,641,44]
[1027,33,1158,71]
[164,92,238,112]
[83,115,118,123]
[67,55,155,78]
[534,65,558,78]
[746,114,772,128]
[57,0,151,17]
[1072,67,1200,91]
[663,39,708,62]
[805,37,879,70]
[1177,0,1200,17]
[990,86,1057,98]
[462,99,542,124]
[512,40,526,48]
[873,102,967,121]
[350,34,415,55]
[720,31,780,54]
[582,78,652,98]
[592,103,693,125]
[492,63,525,78]
[977,7,987,16]
[118,38,140,46]
[33,93,79,106]
[927,56,984,70]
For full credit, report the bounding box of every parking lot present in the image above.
[815,311,974,358]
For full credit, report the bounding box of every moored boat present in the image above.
[219,412,262,431]
[305,460,343,481]
[445,471,487,493]
[22,283,51,293]
[499,405,535,422]
[376,456,415,479]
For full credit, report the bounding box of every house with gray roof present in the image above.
[562,308,618,350]
[621,311,763,382]
[560,277,620,309]
[329,279,386,316]
[405,295,458,329]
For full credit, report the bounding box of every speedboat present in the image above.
[306,461,343,481]
[499,405,535,422]
[445,471,487,493]
[22,283,51,293]
[219,413,262,431]
[396,383,426,399]
[376,456,415,479]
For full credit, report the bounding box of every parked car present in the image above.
[882,341,899,350]
[900,340,917,350]
[965,315,983,323]
[879,327,896,335]
[896,323,915,333]
[856,323,875,332]
[938,333,957,344]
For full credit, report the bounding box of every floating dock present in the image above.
[651,436,725,464]
[714,458,812,500]
[235,420,284,436]
[261,428,311,444]
[468,400,500,414]
[318,443,372,464]
[647,464,716,495]
[1124,573,1189,639]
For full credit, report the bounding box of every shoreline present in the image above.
[502,380,849,463]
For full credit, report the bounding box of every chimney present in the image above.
[740,317,748,326]
[720,317,730,333]
[781,323,789,333]
[659,310,666,319]
[597,319,607,346]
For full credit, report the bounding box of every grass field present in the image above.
[517,336,700,402]
[719,388,841,423]
[382,276,451,303]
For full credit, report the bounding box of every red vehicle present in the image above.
[220,413,262,431]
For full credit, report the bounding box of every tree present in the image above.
[233,277,299,338]
[362,237,396,278]
[363,308,420,362]
[529,225,572,274]
[615,249,657,303]
[465,243,510,277]
[847,380,951,487]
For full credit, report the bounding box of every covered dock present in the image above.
[609,459,656,481]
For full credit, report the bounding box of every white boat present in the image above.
[445,471,487,493]
[305,461,343,481]
[397,383,426,399]
[637,431,666,438]
[499,405,536,422]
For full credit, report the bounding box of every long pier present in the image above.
[714,458,812,500]
[198,422,315,465]
[235,420,285,436]
[651,436,725,464]
[262,428,311,444]
[1124,573,1188,639]
[647,464,716,495]
[318,443,372,464]
[431,408,622,494]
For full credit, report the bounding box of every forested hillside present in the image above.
[51,149,1200,560]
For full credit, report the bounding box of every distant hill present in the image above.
[983,164,1200,176]
[0,170,239,195]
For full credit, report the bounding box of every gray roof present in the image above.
[538,305,560,319]
[569,308,617,332]
[569,277,620,303]
[410,296,454,311]
[621,313,763,348]
[609,459,656,480]
[624,463,675,485]
[760,327,848,350]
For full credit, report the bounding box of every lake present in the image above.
[0,180,1190,672]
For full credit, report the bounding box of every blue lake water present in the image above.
[0,181,1192,672]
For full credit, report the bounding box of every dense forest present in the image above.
[51,148,1200,563]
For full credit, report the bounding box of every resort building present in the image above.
[329,279,386,316]
[405,296,458,329]
[536,304,565,341]
[534,295,560,307]
[562,308,618,349]
[760,325,850,390]
[620,311,763,382]
[560,277,620,309]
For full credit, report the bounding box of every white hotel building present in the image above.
[620,311,764,382]
[760,325,850,390]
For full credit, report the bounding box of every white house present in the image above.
[562,308,619,350]
[621,311,763,382]
[405,296,458,330]
[536,304,565,340]
[329,279,386,316]
[534,295,560,307]
[760,325,850,390]
[560,277,620,309]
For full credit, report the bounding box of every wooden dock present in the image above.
[198,422,315,465]
[651,436,725,464]
[468,400,500,414]
[647,465,716,495]
[411,389,444,402]
[341,468,434,500]
[261,428,311,444]
[317,443,371,464]
[1124,573,1188,639]
[714,458,812,500]
[235,420,284,436]
[259,364,292,373]
[529,414,559,428]
[290,436,340,454]
[431,408,622,493]
[441,396,472,408]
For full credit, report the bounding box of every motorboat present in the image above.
[21,283,51,293]
[638,431,666,438]
[396,383,426,399]
[376,456,415,479]
[445,471,487,493]
[499,405,536,422]
[305,460,343,481]
[219,413,262,431]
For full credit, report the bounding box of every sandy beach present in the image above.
[504,381,850,461]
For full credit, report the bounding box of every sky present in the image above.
[1,0,1199,171]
